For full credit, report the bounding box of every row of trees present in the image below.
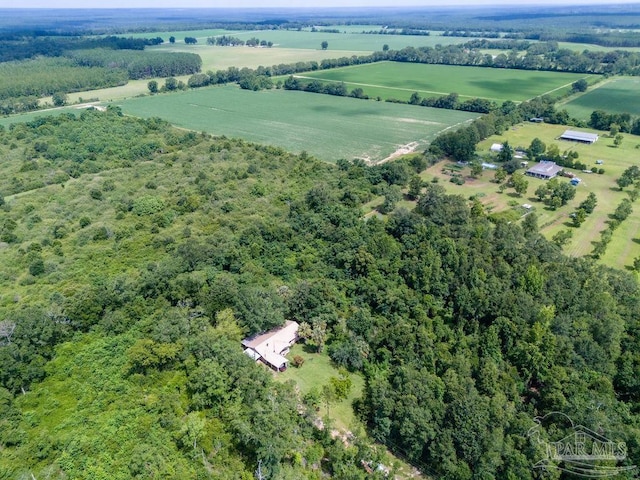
[68,48,202,80]
[384,42,640,74]
[206,35,274,47]
[589,110,640,135]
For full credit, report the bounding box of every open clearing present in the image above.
[277,344,363,431]
[116,85,478,162]
[562,77,640,120]
[296,62,596,103]
[423,122,640,270]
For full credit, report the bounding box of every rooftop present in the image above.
[526,161,563,178]
[560,130,599,143]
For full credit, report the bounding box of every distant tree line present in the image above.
[383,41,640,75]
[360,28,431,36]
[442,30,500,38]
[68,48,202,80]
[0,35,163,63]
[207,35,273,47]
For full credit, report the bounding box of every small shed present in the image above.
[560,130,599,144]
[490,143,503,153]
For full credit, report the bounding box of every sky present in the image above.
[2,0,640,7]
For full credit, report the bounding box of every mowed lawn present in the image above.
[277,344,364,432]
[296,62,596,103]
[427,122,640,270]
[562,77,640,120]
[116,85,478,162]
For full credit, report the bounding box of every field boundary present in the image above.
[530,74,594,101]
[293,74,503,101]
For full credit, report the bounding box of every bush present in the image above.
[92,226,110,241]
[29,258,45,276]
[79,217,91,228]
[133,196,165,216]
[292,355,305,368]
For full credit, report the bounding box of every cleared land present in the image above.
[277,344,363,431]
[562,77,640,120]
[296,62,596,103]
[116,85,478,162]
[417,122,640,270]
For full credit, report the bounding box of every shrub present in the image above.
[79,217,91,228]
[92,226,110,241]
[133,196,165,216]
[292,355,305,368]
[29,258,45,276]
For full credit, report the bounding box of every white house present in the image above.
[242,321,299,372]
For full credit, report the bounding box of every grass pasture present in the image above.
[424,122,640,270]
[116,85,478,162]
[296,62,595,103]
[562,77,640,120]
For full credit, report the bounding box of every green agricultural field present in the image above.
[296,61,596,103]
[562,77,640,120]
[141,29,473,52]
[420,122,640,270]
[557,41,640,53]
[116,85,478,162]
[157,44,368,73]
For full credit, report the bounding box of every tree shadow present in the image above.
[302,343,318,354]
[632,238,640,245]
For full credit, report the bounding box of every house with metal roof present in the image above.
[526,161,563,180]
[242,320,299,372]
[560,130,599,144]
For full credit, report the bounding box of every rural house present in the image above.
[526,161,563,180]
[242,320,299,372]
[560,130,599,144]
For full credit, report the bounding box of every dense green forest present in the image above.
[1,108,639,479]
